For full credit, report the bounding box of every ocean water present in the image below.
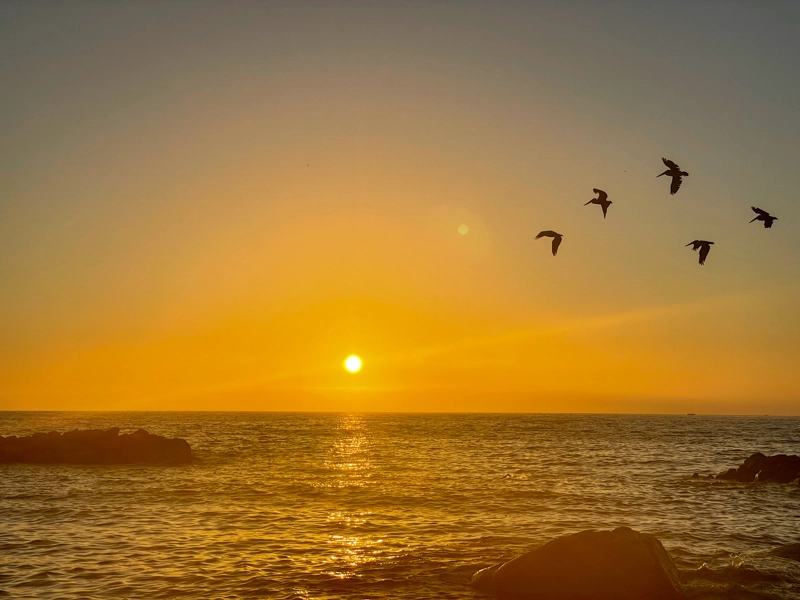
[1,412,799,599]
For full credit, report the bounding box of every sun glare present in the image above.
[344,355,362,373]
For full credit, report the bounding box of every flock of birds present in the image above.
[535,158,779,265]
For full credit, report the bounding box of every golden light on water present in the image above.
[344,355,362,373]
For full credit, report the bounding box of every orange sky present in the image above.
[1,3,799,413]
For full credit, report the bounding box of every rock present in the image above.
[0,428,192,465]
[471,526,686,600]
[715,453,800,483]
[769,543,800,562]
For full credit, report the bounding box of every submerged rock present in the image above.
[769,543,800,562]
[715,452,800,483]
[471,526,686,600]
[0,428,192,465]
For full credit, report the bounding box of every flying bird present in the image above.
[749,207,778,228]
[535,230,563,256]
[657,158,689,195]
[585,188,612,218]
[686,240,714,265]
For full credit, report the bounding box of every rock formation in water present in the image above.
[471,526,686,600]
[0,428,192,465]
[769,543,800,562]
[715,452,800,483]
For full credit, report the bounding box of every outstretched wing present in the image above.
[751,206,769,217]
[670,175,683,195]
[552,236,562,256]
[699,244,710,265]
[662,157,679,170]
[592,188,608,202]
[536,230,556,239]
[601,203,608,218]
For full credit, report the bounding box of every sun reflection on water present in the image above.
[320,415,389,580]
[321,414,372,487]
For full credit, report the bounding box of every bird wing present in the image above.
[670,175,683,195]
[751,206,769,217]
[536,230,556,239]
[699,244,710,265]
[601,203,608,218]
[662,157,679,170]
[552,236,562,256]
[592,188,607,202]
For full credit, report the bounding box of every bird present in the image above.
[749,207,778,228]
[535,230,563,256]
[686,240,714,265]
[657,158,689,195]
[585,188,612,218]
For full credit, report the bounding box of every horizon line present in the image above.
[0,409,796,417]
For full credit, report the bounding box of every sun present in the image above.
[344,355,362,373]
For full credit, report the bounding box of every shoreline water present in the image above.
[2,412,799,598]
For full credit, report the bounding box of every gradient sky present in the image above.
[2,2,799,413]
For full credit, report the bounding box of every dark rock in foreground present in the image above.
[0,428,192,465]
[472,526,686,600]
[715,452,800,483]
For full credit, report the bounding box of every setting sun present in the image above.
[344,355,362,373]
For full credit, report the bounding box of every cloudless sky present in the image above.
[2,1,799,413]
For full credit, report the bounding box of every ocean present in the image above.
[1,412,799,599]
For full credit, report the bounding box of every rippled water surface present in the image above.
[1,412,799,599]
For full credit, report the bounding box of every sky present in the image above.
[1,1,799,413]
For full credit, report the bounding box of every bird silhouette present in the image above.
[535,230,563,256]
[657,158,689,195]
[584,188,612,218]
[749,207,778,228]
[686,240,714,265]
